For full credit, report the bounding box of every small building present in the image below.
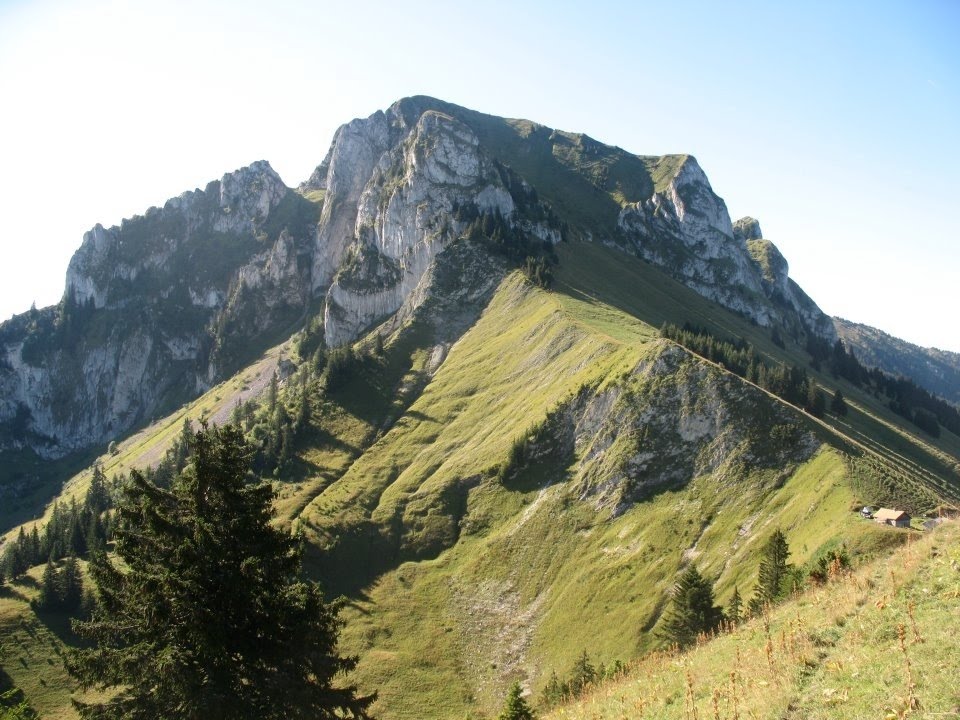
[874,508,911,528]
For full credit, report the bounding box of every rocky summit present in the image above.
[0,96,841,462]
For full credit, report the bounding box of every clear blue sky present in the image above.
[1,0,958,351]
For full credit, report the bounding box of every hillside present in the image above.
[544,518,960,720]
[835,317,960,406]
[0,97,958,719]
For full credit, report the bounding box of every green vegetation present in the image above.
[67,424,372,720]
[498,681,535,720]
[749,528,793,611]
[659,566,723,649]
[543,520,960,720]
[1,100,958,720]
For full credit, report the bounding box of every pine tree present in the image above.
[659,565,723,648]
[87,464,111,514]
[751,528,791,612]
[540,671,564,708]
[568,650,596,696]
[28,528,41,566]
[805,383,826,418]
[727,586,743,625]
[498,681,535,720]
[66,424,374,720]
[830,389,848,416]
[59,556,84,612]
[37,558,59,611]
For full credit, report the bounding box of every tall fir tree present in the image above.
[37,558,59,610]
[659,565,724,648]
[751,528,792,613]
[830,389,848,416]
[66,424,374,720]
[727,586,743,625]
[567,650,596,696]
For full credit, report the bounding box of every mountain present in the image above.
[834,317,960,406]
[0,97,958,720]
[0,97,838,465]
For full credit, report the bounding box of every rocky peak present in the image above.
[215,160,288,232]
[318,103,517,346]
[737,218,836,340]
[1,159,314,459]
[733,216,763,242]
[616,155,770,322]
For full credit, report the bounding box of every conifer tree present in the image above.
[567,650,596,696]
[750,528,792,613]
[830,389,848,416]
[539,671,564,708]
[727,586,743,625]
[37,558,59,610]
[805,383,826,418]
[659,565,723,648]
[498,681,535,720]
[66,424,374,720]
[59,556,84,612]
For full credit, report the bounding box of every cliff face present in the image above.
[307,99,834,352]
[615,161,834,337]
[304,106,543,347]
[0,97,839,460]
[0,162,318,458]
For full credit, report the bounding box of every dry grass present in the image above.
[545,521,960,720]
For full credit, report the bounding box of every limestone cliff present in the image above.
[0,161,318,458]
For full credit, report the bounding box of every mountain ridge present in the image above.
[1,96,958,720]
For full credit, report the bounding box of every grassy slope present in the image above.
[0,561,105,719]
[553,241,960,504]
[4,99,957,719]
[6,248,957,719]
[294,261,932,719]
[547,519,960,720]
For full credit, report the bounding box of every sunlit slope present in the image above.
[3,242,958,720]
[286,269,918,719]
[298,273,647,591]
[545,519,960,720]
[554,242,960,503]
[339,447,906,720]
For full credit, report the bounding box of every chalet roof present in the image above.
[874,508,910,521]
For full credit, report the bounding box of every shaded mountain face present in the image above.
[0,96,834,460]
[0,162,319,458]
[834,317,960,405]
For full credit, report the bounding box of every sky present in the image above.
[0,0,958,351]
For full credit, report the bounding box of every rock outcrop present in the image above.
[305,107,518,346]
[0,161,316,458]
[0,96,841,460]
[615,160,834,337]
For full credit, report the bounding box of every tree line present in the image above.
[659,323,845,419]
[1,465,111,585]
[807,335,959,437]
[453,202,559,288]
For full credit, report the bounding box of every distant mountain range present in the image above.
[834,317,960,406]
